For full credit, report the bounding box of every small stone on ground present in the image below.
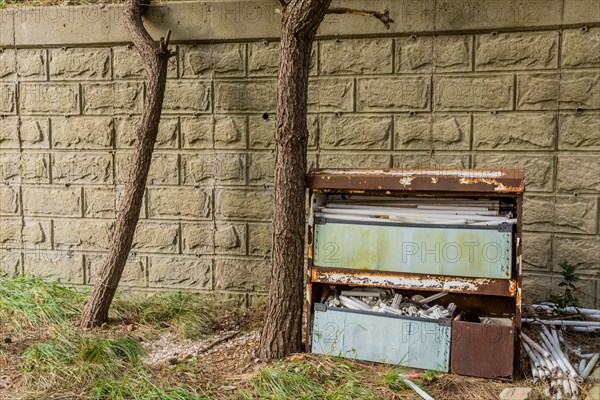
[499,387,537,400]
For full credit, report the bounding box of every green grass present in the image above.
[0,274,85,329]
[241,359,381,400]
[111,291,237,339]
[21,326,205,399]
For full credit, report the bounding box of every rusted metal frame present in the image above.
[310,267,518,297]
[514,192,524,376]
[306,170,525,194]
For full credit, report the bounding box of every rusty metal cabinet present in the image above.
[306,169,524,379]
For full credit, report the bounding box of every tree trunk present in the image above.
[80,0,174,328]
[258,0,332,359]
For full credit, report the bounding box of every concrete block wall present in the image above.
[0,0,599,306]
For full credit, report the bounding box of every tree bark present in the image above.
[80,0,174,328]
[258,0,332,359]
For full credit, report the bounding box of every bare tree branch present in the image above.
[326,7,394,29]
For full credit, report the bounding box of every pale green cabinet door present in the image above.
[311,306,451,372]
[314,221,512,279]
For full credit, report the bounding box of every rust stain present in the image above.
[458,177,524,193]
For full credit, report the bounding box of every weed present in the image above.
[0,275,85,329]
[241,357,380,399]
[551,259,580,310]
[111,291,236,339]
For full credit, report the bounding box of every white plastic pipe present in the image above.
[578,359,586,375]
[539,334,569,377]
[580,353,599,381]
[542,327,578,378]
[401,378,434,400]
[523,341,542,368]
[522,333,551,358]
[523,318,600,327]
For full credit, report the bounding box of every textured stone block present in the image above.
[523,232,552,271]
[308,78,354,112]
[555,196,598,234]
[248,41,317,76]
[473,154,554,192]
[562,27,600,68]
[473,113,556,150]
[87,256,146,287]
[14,153,50,183]
[182,223,214,255]
[320,38,392,74]
[49,48,111,80]
[115,116,178,149]
[559,113,600,150]
[248,152,274,185]
[557,155,600,193]
[563,0,600,25]
[553,236,600,276]
[163,81,211,113]
[215,80,277,112]
[499,387,537,400]
[0,252,20,275]
[0,218,20,248]
[117,152,178,185]
[132,222,179,253]
[51,117,113,149]
[149,256,211,289]
[0,186,19,214]
[22,187,81,216]
[181,43,245,78]
[181,116,213,149]
[518,72,600,110]
[16,49,46,80]
[357,77,428,111]
[182,153,246,185]
[148,188,211,219]
[248,223,272,256]
[182,222,245,255]
[0,154,19,183]
[54,219,113,251]
[214,116,247,149]
[395,114,470,150]
[215,223,246,254]
[476,31,559,70]
[84,187,116,218]
[523,195,554,231]
[393,153,469,170]
[52,152,113,184]
[215,258,269,291]
[396,35,472,73]
[19,83,79,114]
[24,251,83,284]
[113,45,177,79]
[434,75,513,111]
[215,189,273,220]
[321,115,392,149]
[22,218,51,250]
[83,82,143,114]
[249,114,317,149]
[0,84,16,114]
[319,153,391,169]
[20,118,49,148]
[435,0,562,31]
[0,49,16,79]
[0,117,18,149]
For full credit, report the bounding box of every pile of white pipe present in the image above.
[316,202,515,227]
[325,288,456,320]
[525,303,600,332]
[522,326,599,399]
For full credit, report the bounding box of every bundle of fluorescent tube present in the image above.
[316,201,514,227]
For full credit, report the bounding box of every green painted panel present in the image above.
[311,306,451,371]
[314,222,512,279]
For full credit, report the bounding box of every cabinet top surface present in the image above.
[306,169,525,194]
